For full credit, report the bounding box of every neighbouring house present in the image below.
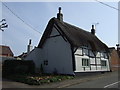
[0,45,14,62]
[15,39,33,60]
[25,7,110,75]
[109,47,120,71]
[15,52,27,60]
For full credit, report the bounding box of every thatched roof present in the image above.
[38,17,109,52]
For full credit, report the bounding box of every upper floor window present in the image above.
[101,52,108,59]
[89,50,95,57]
[83,48,89,56]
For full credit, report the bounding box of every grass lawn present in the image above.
[3,73,74,85]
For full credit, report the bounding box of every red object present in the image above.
[0,45,14,57]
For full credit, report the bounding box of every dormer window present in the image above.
[101,52,108,59]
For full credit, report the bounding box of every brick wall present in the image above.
[110,49,120,71]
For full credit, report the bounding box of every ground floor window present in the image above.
[101,60,107,66]
[82,58,90,67]
[44,60,48,65]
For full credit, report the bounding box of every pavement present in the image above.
[2,71,119,88]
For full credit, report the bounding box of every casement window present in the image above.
[104,53,108,59]
[82,58,90,67]
[101,60,107,66]
[88,50,95,57]
[82,48,89,56]
[101,52,108,59]
[44,60,48,65]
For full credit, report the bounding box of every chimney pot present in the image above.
[91,25,95,35]
[57,7,63,21]
[27,39,33,53]
[116,44,120,51]
[59,7,61,13]
[29,39,31,45]
[92,25,94,29]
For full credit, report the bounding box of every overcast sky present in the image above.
[0,1,118,56]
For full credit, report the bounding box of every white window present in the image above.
[82,58,90,67]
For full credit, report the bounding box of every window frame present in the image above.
[101,52,108,59]
[82,48,89,56]
[82,58,90,67]
[101,60,107,67]
[44,60,48,65]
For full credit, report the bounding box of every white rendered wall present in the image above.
[25,48,43,68]
[42,26,74,75]
[75,48,90,72]
[74,48,110,72]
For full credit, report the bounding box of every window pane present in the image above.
[101,60,106,66]
[82,58,89,66]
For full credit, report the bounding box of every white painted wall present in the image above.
[74,48,110,72]
[42,26,74,75]
[25,48,43,69]
[75,48,82,55]
[90,57,95,64]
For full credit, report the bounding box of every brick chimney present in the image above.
[91,25,95,35]
[116,44,120,57]
[27,39,33,53]
[57,7,63,21]
[116,44,120,51]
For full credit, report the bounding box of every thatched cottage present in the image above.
[25,7,110,75]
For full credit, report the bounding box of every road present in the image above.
[1,68,119,88]
[67,71,119,88]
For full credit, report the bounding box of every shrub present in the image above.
[2,60,35,76]
[14,65,29,74]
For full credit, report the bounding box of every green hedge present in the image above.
[2,60,35,76]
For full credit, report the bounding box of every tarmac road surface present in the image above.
[67,71,119,88]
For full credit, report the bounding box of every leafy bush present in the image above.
[4,74,74,85]
[2,60,35,76]
[14,65,29,74]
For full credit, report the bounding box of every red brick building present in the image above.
[0,45,14,57]
[109,47,120,71]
